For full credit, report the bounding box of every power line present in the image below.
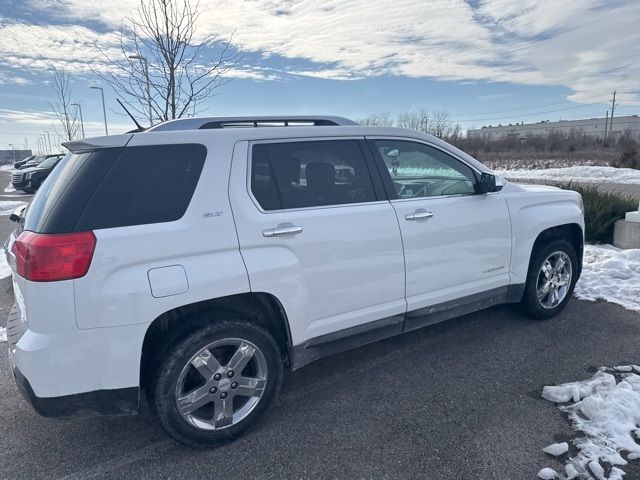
[453,102,608,123]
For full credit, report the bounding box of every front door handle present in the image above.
[262,225,303,237]
[405,210,434,221]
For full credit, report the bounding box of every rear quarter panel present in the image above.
[73,131,251,331]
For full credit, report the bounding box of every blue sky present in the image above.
[0,0,639,153]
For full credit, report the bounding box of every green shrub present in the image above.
[559,183,636,244]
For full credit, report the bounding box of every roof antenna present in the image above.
[117,98,147,133]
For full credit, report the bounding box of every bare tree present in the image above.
[96,0,240,125]
[359,112,395,127]
[48,66,80,142]
[396,109,430,133]
[429,110,454,139]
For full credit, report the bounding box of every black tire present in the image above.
[150,320,283,447]
[22,187,34,194]
[519,239,579,319]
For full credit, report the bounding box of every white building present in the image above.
[467,115,640,141]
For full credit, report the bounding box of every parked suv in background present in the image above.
[13,155,34,169]
[5,116,584,446]
[11,154,64,193]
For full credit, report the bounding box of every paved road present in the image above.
[1,168,640,479]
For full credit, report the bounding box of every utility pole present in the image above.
[604,110,609,142]
[609,90,617,138]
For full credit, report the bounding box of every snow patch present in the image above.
[496,165,640,185]
[544,442,569,457]
[0,164,14,171]
[0,250,11,280]
[0,327,5,342]
[574,245,640,312]
[538,467,559,479]
[540,368,640,479]
[0,200,26,215]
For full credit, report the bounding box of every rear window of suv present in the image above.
[24,143,206,233]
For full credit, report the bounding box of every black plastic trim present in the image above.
[292,314,404,369]
[292,284,525,369]
[12,367,139,417]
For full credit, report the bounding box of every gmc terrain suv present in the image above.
[5,116,584,446]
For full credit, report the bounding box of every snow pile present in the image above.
[0,164,14,172]
[574,245,640,312]
[496,166,640,185]
[0,250,11,279]
[540,367,640,480]
[0,327,5,342]
[0,200,26,215]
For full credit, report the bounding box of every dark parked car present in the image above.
[13,155,34,169]
[12,154,64,193]
[20,154,63,170]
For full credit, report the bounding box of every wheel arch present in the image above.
[139,292,293,392]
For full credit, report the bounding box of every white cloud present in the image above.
[1,0,638,103]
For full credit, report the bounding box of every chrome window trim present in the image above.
[246,136,388,214]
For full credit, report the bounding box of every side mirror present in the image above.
[477,172,502,194]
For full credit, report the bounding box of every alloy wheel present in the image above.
[175,338,268,430]
[536,251,573,310]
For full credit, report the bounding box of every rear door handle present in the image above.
[262,225,303,237]
[405,210,434,221]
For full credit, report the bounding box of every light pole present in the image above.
[71,103,85,138]
[40,134,49,154]
[129,55,153,126]
[90,86,109,135]
[36,138,42,155]
[8,143,16,163]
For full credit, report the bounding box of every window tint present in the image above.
[251,140,376,210]
[373,140,477,198]
[75,144,206,230]
[24,144,206,233]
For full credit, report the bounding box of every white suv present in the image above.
[5,116,584,446]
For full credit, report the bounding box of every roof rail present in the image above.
[146,116,358,132]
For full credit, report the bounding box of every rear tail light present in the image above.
[11,231,96,282]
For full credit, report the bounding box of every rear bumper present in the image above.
[11,364,139,417]
[6,299,148,415]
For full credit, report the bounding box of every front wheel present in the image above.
[150,320,283,447]
[519,239,579,319]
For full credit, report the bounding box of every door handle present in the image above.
[405,210,434,221]
[262,225,303,237]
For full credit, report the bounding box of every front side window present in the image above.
[372,140,477,199]
[251,140,376,210]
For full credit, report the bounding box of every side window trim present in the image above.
[365,136,481,201]
[247,137,388,213]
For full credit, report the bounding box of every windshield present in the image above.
[37,156,61,168]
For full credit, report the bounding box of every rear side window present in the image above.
[250,140,376,210]
[24,144,206,233]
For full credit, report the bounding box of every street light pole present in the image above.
[90,86,109,135]
[40,134,50,154]
[71,103,85,138]
[8,143,16,163]
[129,55,153,126]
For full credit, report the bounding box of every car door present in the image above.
[367,137,512,329]
[229,137,406,352]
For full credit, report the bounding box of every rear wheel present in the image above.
[150,320,283,447]
[519,239,578,319]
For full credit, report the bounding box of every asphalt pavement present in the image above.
[1,168,640,479]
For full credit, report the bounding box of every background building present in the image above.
[0,149,32,165]
[467,115,640,142]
